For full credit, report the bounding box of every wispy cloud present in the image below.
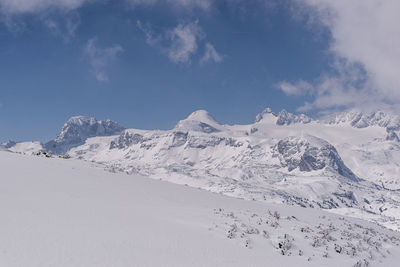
[137,20,221,65]
[85,37,123,82]
[200,43,222,64]
[0,0,215,16]
[136,20,159,47]
[0,0,88,37]
[277,80,313,96]
[286,0,400,112]
[166,20,205,64]
[279,60,378,112]
[44,11,81,42]
[0,0,90,15]
[127,0,212,11]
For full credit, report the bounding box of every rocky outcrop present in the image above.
[45,116,125,154]
[273,136,358,181]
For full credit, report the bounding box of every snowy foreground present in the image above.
[1,151,400,267]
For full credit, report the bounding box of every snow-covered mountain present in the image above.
[43,116,125,154]
[1,140,43,154]
[255,108,312,125]
[325,109,400,129]
[5,108,400,231]
[323,110,400,150]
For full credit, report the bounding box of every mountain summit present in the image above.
[255,108,312,125]
[175,110,222,133]
[44,116,125,154]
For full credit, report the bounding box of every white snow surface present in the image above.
[5,108,400,231]
[6,141,43,154]
[1,150,400,267]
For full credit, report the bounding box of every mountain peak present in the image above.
[185,110,218,124]
[66,116,96,125]
[254,108,276,123]
[255,108,311,125]
[175,110,221,133]
[45,116,125,154]
[276,109,312,125]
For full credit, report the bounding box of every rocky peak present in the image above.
[276,109,312,125]
[386,130,400,142]
[255,108,311,125]
[273,135,358,181]
[254,108,275,123]
[327,109,400,129]
[45,116,125,154]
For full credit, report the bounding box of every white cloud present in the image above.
[85,38,123,81]
[127,0,212,10]
[278,59,378,112]
[278,80,313,96]
[200,43,222,64]
[136,20,160,47]
[138,20,219,64]
[126,0,158,7]
[167,20,204,64]
[0,0,90,14]
[44,12,81,42]
[0,0,89,36]
[290,0,400,111]
[0,0,214,15]
[167,0,212,10]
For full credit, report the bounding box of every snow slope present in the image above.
[6,141,43,154]
[35,109,396,230]
[5,108,400,231]
[1,150,400,267]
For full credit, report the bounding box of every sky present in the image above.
[0,0,399,142]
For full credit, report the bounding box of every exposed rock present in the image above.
[2,140,17,149]
[110,131,143,149]
[276,110,312,125]
[386,130,400,142]
[327,109,400,129]
[273,136,358,181]
[45,116,125,154]
[255,108,312,125]
[255,108,275,123]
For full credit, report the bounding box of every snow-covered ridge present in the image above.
[44,115,125,154]
[0,141,43,154]
[324,110,400,145]
[325,109,400,129]
[5,107,400,231]
[255,108,312,125]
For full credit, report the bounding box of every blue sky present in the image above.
[0,0,398,142]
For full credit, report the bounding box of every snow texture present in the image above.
[1,150,400,267]
[6,108,400,232]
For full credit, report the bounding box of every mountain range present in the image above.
[3,108,400,230]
